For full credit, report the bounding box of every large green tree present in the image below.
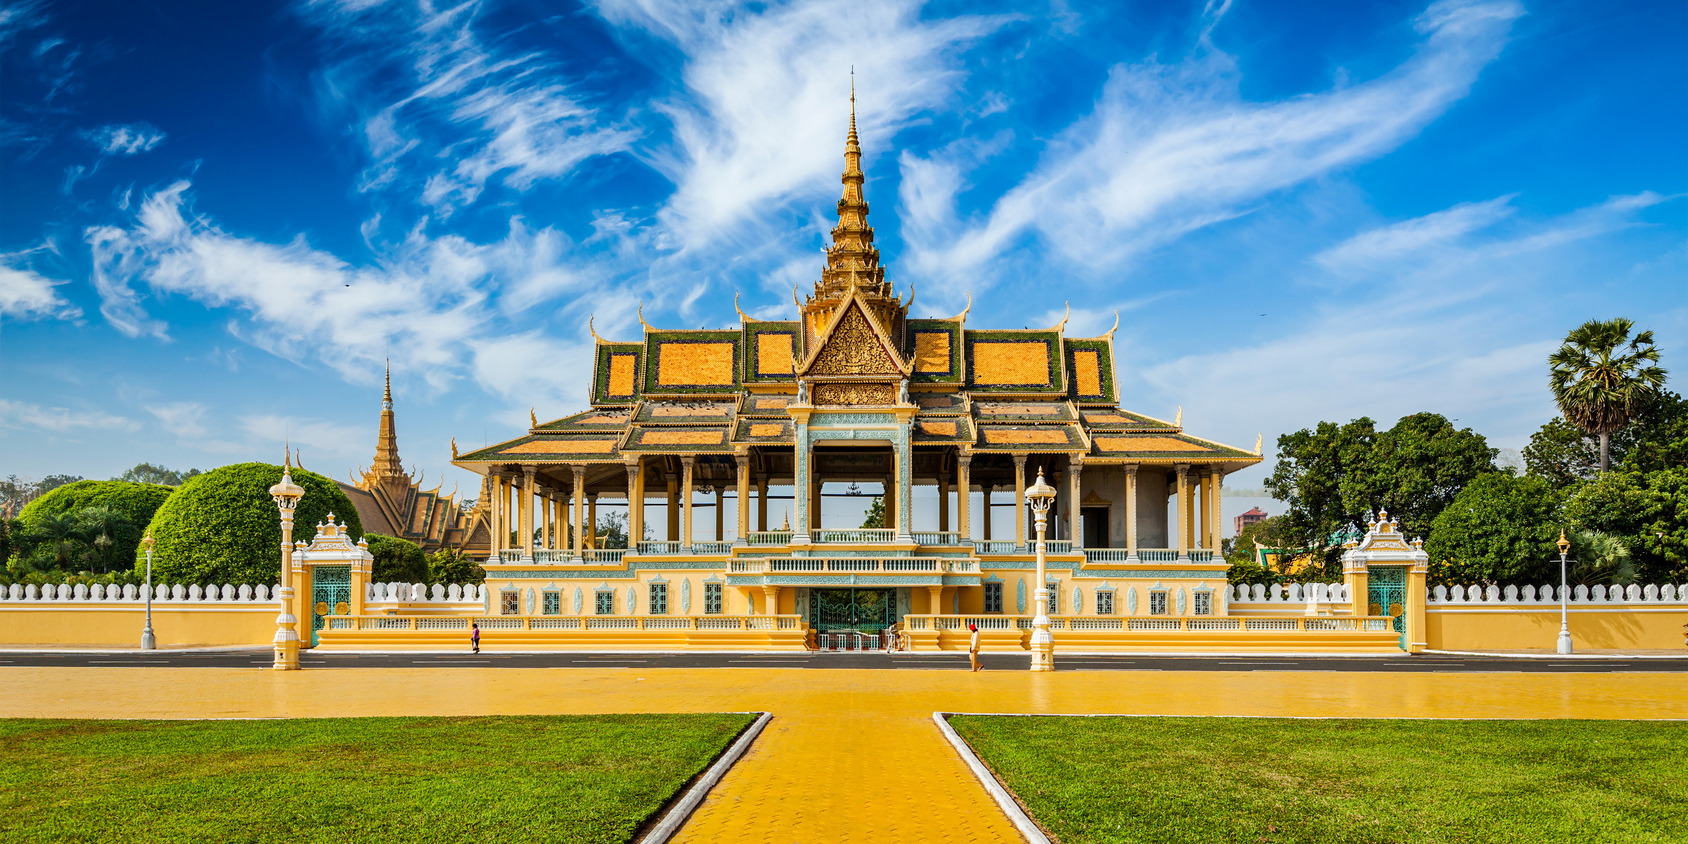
[1548,318,1668,472]
[1265,413,1495,566]
[115,462,203,486]
[365,534,429,584]
[143,463,361,585]
[15,480,173,572]
[1524,390,1688,484]
[1564,467,1688,583]
[1424,472,1565,585]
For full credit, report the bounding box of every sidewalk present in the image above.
[1,666,1682,842]
[1427,648,1688,658]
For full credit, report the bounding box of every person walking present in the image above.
[968,623,981,672]
[471,622,480,654]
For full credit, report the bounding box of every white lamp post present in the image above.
[1026,468,1057,672]
[269,460,306,671]
[140,529,156,650]
[1556,529,1573,655]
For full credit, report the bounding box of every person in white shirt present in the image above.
[968,623,981,672]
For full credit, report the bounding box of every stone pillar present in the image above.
[571,464,587,558]
[756,473,768,532]
[927,585,944,616]
[938,477,950,533]
[625,461,643,549]
[957,454,971,541]
[895,418,913,538]
[793,420,811,541]
[883,474,896,532]
[681,456,696,551]
[714,486,724,542]
[1124,464,1139,562]
[488,471,504,557]
[810,472,822,534]
[735,456,751,542]
[1013,454,1028,552]
[1207,468,1224,552]
[520,466,536,560]
[980,483,992,541]
[1068,459,1083,547]
[762,585,781,616]
[1175,464,1190,559]
[587,493,598,550]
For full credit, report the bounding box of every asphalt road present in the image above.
[2,649,1685,672]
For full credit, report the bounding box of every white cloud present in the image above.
[0,399,137,432]
[146,401,208,438]
[900,0,1524,290]
[597,0,1004,247]
[240,414,368,467]
[1314,195,1517,275]
[0,259,79,320]
[82,122,166,156]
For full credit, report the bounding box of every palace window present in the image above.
[704,583,722,614]
[1096,590,1114,615]
[1193,592,1213,616]
[542,591,561,615]
[649,583,668,615]
[500,591,519,615]
[595,590,614,615]
[1149,590,1169,615]
[983,582,1003,614]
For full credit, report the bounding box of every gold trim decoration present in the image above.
[813,382,895,406]
[810,306,900,375]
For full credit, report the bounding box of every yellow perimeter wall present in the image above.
[0,607,275,648]
[1427,607,1688,651]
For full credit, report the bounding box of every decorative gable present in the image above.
[799,296,909,378]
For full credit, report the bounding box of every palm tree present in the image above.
[1548,318,1668,472]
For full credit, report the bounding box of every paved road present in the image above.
[2,648,1685,672]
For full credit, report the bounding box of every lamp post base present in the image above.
[1556,627,1573,655]
[140,627,155,650]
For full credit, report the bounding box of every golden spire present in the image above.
[382,358,392,410]
[367,360,404,486]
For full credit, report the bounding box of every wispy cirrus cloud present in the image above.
[0,244,79,320]
[145,401,208,438]
[0,399,136,432]
[900,0,1525,293]
[81,122,165,156]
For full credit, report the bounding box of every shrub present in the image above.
[427,547,485,585]
[15,480,173,570]
[365,534,428,584]
[143,463,361,585]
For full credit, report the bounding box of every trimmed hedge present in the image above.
[365,534,428,584]
[16,480,174,570]
[143,463,361,585]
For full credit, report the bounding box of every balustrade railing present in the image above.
[1043,540,1075,553]
[636,541,684,555]
[315,614,806,633]
[899,614,1395,633]
[973,540,1019,554]
[729,558,976,574]
[1081,548,1132,562]
[1187,550,1216,563]
[814,529,896,544]
[911,531,962,546]
[529,549,569,563]
[1136,549,1180,562]
[581,549,625,564]
[692,541,733,555]
[746,531,793,546]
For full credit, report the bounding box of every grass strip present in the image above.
[0,713,755,844]
[948,715,1687,844]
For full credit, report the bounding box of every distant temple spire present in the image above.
[371,360,404,482]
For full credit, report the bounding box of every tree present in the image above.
[1564,467,1688,583]
[1,474,86,516]
[1567,530,1636,586]
[1424,472,1565,585]
[72,505,134,573]
[1265,413,1494,567]
[144,463,361,585]
[860,496,886,529]
[15,480,173,572]
[24,512,87,571]
[365,534,429,584]
[1548,318,1668,472]
[116,462,202,486]
[1525,390,1688,483]
[427,548,485,585]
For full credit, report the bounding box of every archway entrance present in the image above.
[810,588,897,633]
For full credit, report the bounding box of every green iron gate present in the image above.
[310,565,351,647]
[810,588,897,633]
[1367,565,1407,650]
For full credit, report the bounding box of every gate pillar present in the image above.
[1340,510,1430,653]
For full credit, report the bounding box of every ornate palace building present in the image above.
[337,366,474,554]
[448,101,1269,642]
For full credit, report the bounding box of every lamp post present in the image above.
[139,529,156,650]
[1556,529,1573,655]
[269,460,306,671]
[1026,468,1058,672]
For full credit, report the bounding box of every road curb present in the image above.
[636,711,771,844]
[933,711,1049,844]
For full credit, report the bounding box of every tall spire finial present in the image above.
[849,67,857,140]
[383,359,392,410]
[284,438,291,469]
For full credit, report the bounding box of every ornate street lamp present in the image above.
[139,529,156,650]
[269,458,306,671]
[1556,529,1573,655]
[1026,468,1058,672]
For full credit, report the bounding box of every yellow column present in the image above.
[1208,468,1224,551]
[957,454,971,541]
[520,466,536,558]
[714,486,724,542]
[666,474,679,542]
[938,477,950,533]
[625,461,643,548]
[1013,454,1027,552]
[756,472,768,532]
[927,585,944,615]
[1124,464,1138,555]
[681,457,695,551]
[1068,459,1083,546]
[736,456,750,542]
[1175,464,1190,557]
[809,472,821,533]
[980,484,992,541]
[571,464,586,558]
[587,494,598,550]
[1406,567,1428,653]
[762,585,781,616]
[489,471,504,555]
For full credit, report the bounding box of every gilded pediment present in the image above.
[801,297,909,378]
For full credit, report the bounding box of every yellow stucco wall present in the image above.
[1427,608,1688,651]
[0,607,275,648]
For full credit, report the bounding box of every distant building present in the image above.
[1234,507,1268,535]
[336,366,477,554]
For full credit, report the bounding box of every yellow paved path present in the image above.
[2,667,1683,843]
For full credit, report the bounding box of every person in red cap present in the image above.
[968,623,981,672]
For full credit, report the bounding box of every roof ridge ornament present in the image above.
[1174,406,1182,427]
[735,292,751,324]
[588,315,609,345]
[1103,310,1119,340]
[1049,302,1069,333]
[950,291,972,323]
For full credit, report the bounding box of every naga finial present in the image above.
[1051,302,1069,333]
[530,408,538,428]
[451,438,459,459]
[1254,433,1263,456]
[588,314,606,344]
[637,302,654,332]
[1102,309,1120,340]
[950,291,972,323]
[735,292,751,323]
[1174,406,1182,427]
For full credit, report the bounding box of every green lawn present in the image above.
[948,715,1688,844]
[0,714,755,844]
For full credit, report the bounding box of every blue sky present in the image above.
[2,0,1683,502]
